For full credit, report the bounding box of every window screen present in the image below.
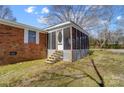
[63,27,71,49]
[28,31,36,43]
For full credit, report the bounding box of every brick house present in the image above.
[0,19,89,65]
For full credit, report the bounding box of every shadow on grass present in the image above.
[84,59,105,87]
[43,59,105,87]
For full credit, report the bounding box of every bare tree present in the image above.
[40,5,119,48]
[0,5,16,21]
[41,5,104,30]
[95,6,114,48]
[109,29,124,45]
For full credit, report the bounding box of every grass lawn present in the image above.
[0,50,124,87]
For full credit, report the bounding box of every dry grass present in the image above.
[0,50,123,87]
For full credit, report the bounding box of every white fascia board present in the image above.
[44,21,71,31]
[47,25,71,33]
[43,21,89,36]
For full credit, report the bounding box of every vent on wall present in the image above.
[9,51,17,56]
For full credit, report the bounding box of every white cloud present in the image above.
[25,6,36,13]
[41,7,49,14]
[37,16,48,24]
[117,16,122,20]
[101,20,108,24]
[34,12,38,15]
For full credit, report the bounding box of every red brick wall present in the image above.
[0,23,47,65]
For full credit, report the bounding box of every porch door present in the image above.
[57,29,63,50]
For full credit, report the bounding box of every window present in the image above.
[63,27,71,49]
[28,31,36,43]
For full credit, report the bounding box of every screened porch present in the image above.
[45,21,89,62]
[47,26,89,51]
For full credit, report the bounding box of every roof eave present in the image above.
[0,19,42,32]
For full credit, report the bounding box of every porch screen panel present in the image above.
[52,32,56,49]
[86,35,88,49]
[64,27,71,49]
[85,34,87,49]
[47,33,51,49]
[47,33,49,49]
[86,35,89,49]
[84,33,86,49]
[82,33,85,49]
[87,35,89,49]
[81,32,83,49]
[79,31,81,49]
[72,27,76,49]
[76,30,80,49]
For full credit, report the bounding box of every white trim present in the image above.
[47,25,70,33]
[44,21,71,31]
[36,32,39,44]
[44,21,88,36]
[24,29,29,44]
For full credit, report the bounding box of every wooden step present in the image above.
[46,60,55,63]
[47,60,55,63]
[48,56,57,59]
[46,51,63,64]
[51,55,60,57]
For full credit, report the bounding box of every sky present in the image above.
[10,5,124,30]
[10,5,51,28]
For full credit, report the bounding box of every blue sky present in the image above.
[10,5,123,30]
[10,5,51,28]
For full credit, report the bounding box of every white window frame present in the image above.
[24,29,29,44]
[36,32,39,44]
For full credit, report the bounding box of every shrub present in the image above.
[88,50,94,55]
[102,44,122,49]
